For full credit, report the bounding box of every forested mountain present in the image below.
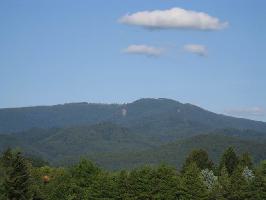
[1,98,266,134]
[0,98,266,169]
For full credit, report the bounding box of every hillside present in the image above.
[90,134,266,170]
[0,123,161,165]
[1,124,266,169]
[1,98,266,136]
[0,98,266,169]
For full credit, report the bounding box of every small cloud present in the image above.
[225,107,266,117]
[119,7,228,31]
[184,44,208,57]
[123,45,164,57]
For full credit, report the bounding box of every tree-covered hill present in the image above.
[90,134,266,170]
[0,98,266,169]
[0,123,160,166]
[1,98,266,135]
[1,124,266,169]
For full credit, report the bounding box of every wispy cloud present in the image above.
[225,107,266,118]
[119,7,228,31]
[184,44,208,56]
[123,45,164,57]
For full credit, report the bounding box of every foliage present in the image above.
[182,149,213,171]
[201,169,218,191]
[219,147,239,175]
[1,148,266,200]
[242,166,254,182]
[0,149,32,200]
[180,162,208,200]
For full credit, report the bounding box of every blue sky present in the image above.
[0,0,266,121]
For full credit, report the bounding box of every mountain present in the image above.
[0,102,120,133]
[0,98,266,169]
[1,98,266,137]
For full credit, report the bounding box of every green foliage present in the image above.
[249,160,266,200]
[229,165,252,200]
[1,148,266,200]
[71,159,101,188]
[180,162,208,200]
[0,149,32,200]
[219,166,232,199]
[182,149,213,171]
[219,147,239,175]
[239,152,253,169]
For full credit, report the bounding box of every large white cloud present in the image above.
[123,45,164,57]
[119,7,228,30]
[184,44,208,56]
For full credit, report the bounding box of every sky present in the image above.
[0,0,266,121]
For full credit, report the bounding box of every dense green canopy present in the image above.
[1,147,265,200]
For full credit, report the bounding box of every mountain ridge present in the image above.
[1,98,266,134]
[0,98,266,169]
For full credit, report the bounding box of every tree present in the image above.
[1,149,32,200]
[114,170,131,200]
[127,166,154,199]
[239,152,253,169]
[201,169,218,191]
[31,166,70,200]
[250,160,266,200]
[219,147,238,175]
[182,149,213,172]
[87,171,116,199]
[151,165,181,200]
[219,166,232,200]
[180,162,208,200]
[71,159,101,188]
[229,165,252,200]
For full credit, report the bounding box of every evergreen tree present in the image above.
[127,166,154,199]
[114,170,131,200]
[229,165,252,200]
[182,149,213,172]
[218,166,231,200]
[88,171,115,199]
[180,162,208,200]
[219,147,238,176]
[71,159,101,188]
[250,161,266,200]
[2,149,32,200]
[151,165,181,200]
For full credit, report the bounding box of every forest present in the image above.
[1,147,265,200]
[1,99,266,170]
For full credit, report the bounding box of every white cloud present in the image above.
[225,107,266,117]
[119,7,228,31]
[184,44,208,56]
[123,45,164,57]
